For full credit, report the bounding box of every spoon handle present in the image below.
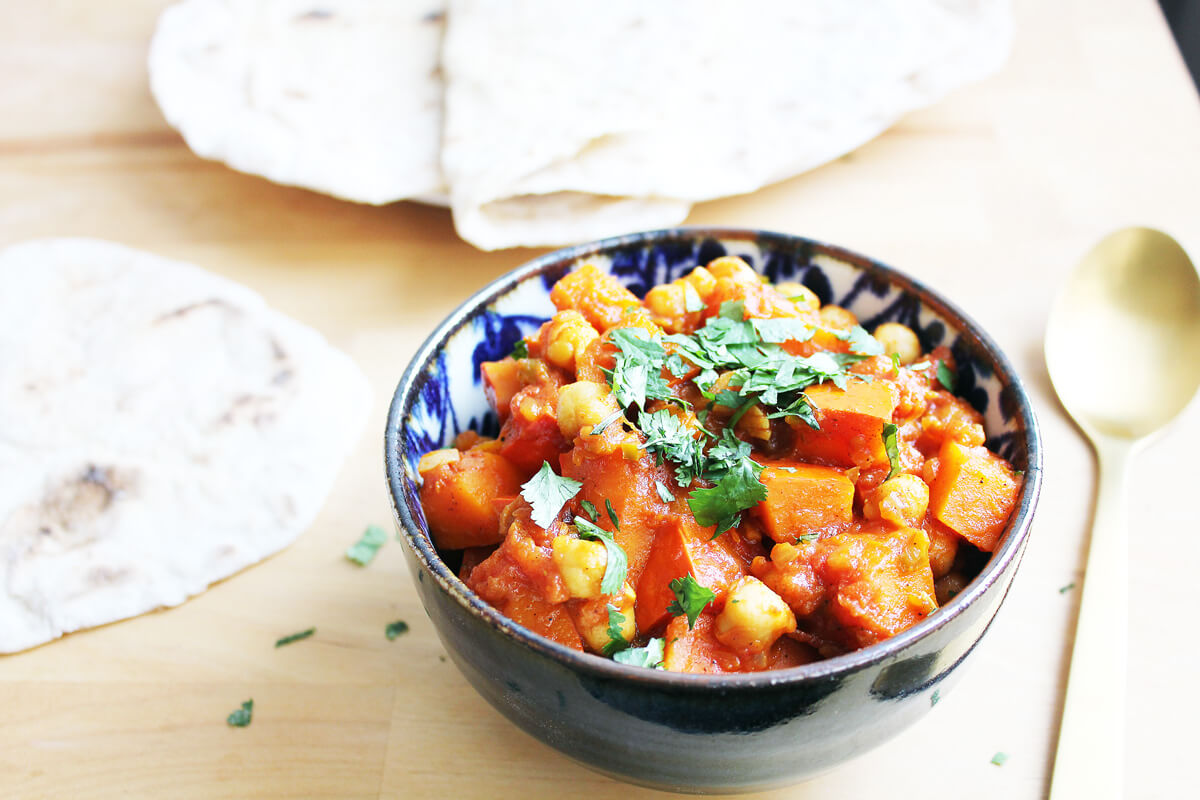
[1048,438,1130,799]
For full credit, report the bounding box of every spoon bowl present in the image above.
[1046,227,1200,440]
[1044,227,1200,800]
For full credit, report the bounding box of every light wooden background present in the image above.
[2,1,1198,797]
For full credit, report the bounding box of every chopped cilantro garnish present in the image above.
[510,339,529,359]
[602,604,628,656]
[274,628,315,648]
[654,480,675,503]
[580,499,599,523]
[990,752,1009,767]
[345,524,388,566]
[666,575,715,629]
[640,408,705,486]
[890,352,902,373]
[520,462,582,528]
[795,532,820,544]
[226,699,253,728]
[937,361,957,392]
[718,300,745,321]
[688,456,766,536]
[613,637,665,668]
[1058,582,1076,594]
[882,423,901,481]
[604,498,620,530]
[845,325,884,356]
[589,407,623,436]
[385,620,410,640]
[574,516,628,595]
[608,328,674,410]
[682,281,705,313]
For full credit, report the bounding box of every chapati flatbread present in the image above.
[0,239,370,653]
[440,0,1012,249]
[149,0,447,204]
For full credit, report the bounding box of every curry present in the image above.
[418,257,1021,673]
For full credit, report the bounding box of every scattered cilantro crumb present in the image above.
[510,339,529,359]
[274,628,315,648]
[930,689,941,707]
[882,423,901,481]
[1058,582,1076,594]
[937,361,957,392]
[345,524,387,566]
[990,751,1009,767]
[385,620,410,640]
[226,699,253,728]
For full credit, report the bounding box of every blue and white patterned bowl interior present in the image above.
[396,230,1032,539]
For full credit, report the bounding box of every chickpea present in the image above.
[543,311,599,373]
[682,266,717,300]
[735,403,771,442]
[714,576,796,654]
[556,381,620,439]
[775,281,820,312]
[873,322,922,365]
[817,304,858,331]
[417,448,460,476]
[706,256,760,286]
[644,283,686,319]
[863,474,930,528]
[551,536,608,599]
[573,584,637,653]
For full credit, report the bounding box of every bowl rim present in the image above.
[385,226,1043,690]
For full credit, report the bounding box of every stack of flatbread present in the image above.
[0,239,369,652]
[150,0,1012,250]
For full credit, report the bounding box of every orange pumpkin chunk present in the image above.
[792,380,897,467]
[752,461,854,543]
[928,440,1021,552]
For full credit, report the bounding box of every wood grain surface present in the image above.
[2,1,1198,798]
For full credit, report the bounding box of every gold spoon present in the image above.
[1044,227,1200,799]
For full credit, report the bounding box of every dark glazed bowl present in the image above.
[385,228,1042,793]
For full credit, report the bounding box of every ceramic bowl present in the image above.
[385,228,1042,793]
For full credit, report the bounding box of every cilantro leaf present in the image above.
[682,281,705,313]
[937,361,958,392]
[385,620,410,640]
[640,408,706,486]
[718,300,745,321]
[580,499,599,522]
[882,422,901,481]
[589,407,623,436]
[613,637,665,668]
[510,339,529,359]
[688,455,766,536]
[845,326,884,356]
[751,317,813,344]
[666,575,715,629]
[226,699,253,728]
[573,516,628,594]
[990,752,1009,767]
[274,628,315,648]
[345,524,388,566]
[608,328,673,410]
[795,532,820,544]
[654,480,675,503]
[602,604,628,656]
[604,499,620,530]
[520,462,582,528]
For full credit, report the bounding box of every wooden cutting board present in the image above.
[2,1,1199,797]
